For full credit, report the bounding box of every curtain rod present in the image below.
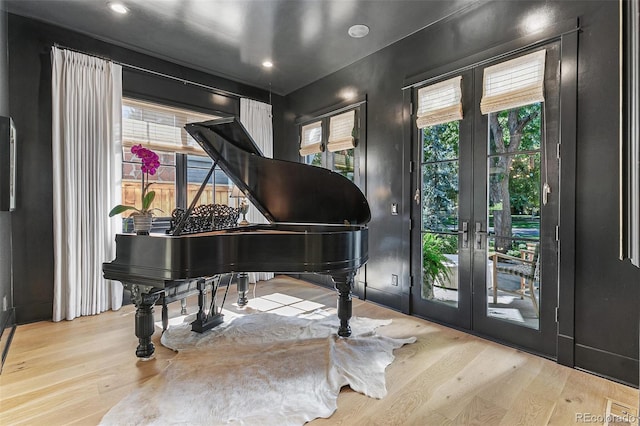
[401,26,581,91]
[52,43,265,102]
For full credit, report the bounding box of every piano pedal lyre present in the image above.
[190,275,225,333]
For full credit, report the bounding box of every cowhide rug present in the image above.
[100,311,415,426]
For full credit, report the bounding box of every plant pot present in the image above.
[133,214,153,235]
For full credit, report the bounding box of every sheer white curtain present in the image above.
[240,98,274,283]
[51,47,123,321]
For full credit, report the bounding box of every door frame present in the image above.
[405,18,579,365]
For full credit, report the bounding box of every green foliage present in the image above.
[489,104,543,251]
[422,233,453,291]
[509,154,540,215]
[422,122,459,232]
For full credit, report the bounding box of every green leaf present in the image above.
[142,191,156,210]
[108,205,137,217]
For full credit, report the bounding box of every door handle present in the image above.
[475,222,487,249]
[458,221,469,248]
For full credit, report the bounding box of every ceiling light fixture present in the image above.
[108,2,129,14]
[262,60,273,68]
[348,24,370,38]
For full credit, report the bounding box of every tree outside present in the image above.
[488,103,541,253]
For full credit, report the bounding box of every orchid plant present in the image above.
[109,145,162,217]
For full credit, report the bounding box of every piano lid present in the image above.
[185,117,371,225]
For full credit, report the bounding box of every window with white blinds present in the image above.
[480,50,546,114]
[327,110,356,152]
[416,76,463,128]
[122,98,219,153]
[299,121,323,156]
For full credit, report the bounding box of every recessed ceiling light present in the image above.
[108,2,129,14]
[262,60,273,68]
[348,24,370,38]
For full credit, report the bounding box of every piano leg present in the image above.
[236,272,249,307]
[333,272,354,337]
[129,285,162,359]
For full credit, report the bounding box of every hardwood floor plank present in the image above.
[0,275,636,426]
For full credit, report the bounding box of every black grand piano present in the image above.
[103,117,370,358]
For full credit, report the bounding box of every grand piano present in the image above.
[103,117,370,358]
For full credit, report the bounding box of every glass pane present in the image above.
[421,232,459,307]
[332,149,354,181]
[487,237,539,329]
[186,155,232,206]
[488,104,541,155]
[488,152,540,244]
[420,121,460,307]
[305,152,322,167]
[123,148,176,166]
[422,122,459,162]
[486,104,541,330]
[422,161,459,232]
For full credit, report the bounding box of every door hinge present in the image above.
[556,143,561,160]
[409,275,414,288]
[555,226,560,241]
[410,160,414,173]
[555,307,559,322]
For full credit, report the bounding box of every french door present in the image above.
[410,42,560,357]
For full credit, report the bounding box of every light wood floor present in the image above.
[0,276,637,425]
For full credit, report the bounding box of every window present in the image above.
[121,98,229,230]
[299,105,363,184]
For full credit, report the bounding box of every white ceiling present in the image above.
[5,0,481,95]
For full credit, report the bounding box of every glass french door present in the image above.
[411,71,474,330]
[411,42,560,357]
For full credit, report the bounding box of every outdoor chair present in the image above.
[490,243,539,317]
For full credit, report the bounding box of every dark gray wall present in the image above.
[0,0,14,350]
[7,14,282,324]
[282,0,640,385]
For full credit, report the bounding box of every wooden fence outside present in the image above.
[122,181,232,216]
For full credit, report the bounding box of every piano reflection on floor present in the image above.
[103,117,370,359]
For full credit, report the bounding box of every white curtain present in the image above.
[240,98,274,283]
[51,47,123,321]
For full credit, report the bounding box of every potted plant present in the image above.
[109,144,162,234]
[422,233,452,299]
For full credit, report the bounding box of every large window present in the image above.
[121,98,230,230]
[298,105,363,184]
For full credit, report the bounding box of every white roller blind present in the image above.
[122,98,219,153]
[299,121,323,156]
[480,50,546,114]
[416,76,463,128]
[327,110,356,152]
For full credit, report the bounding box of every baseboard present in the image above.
[557,334,575,367]
[363,286,402,312]
[0,308,15,374]
[15,302,52,324]
[575,343,639,387]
